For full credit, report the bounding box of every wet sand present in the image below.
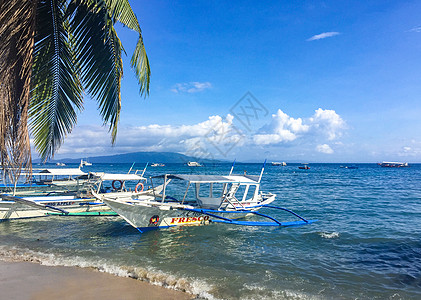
[0,261,193,300]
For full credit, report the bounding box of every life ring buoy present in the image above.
[112,180,123,190]
[135,182,144,193]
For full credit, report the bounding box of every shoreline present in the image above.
[0,260,193,300]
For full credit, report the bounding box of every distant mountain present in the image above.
[38,151,225,164]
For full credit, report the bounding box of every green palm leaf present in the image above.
[105,0,150,96]
[29,0,83,161]
[68,0,124,142]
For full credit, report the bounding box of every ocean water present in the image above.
[1,163,421,299]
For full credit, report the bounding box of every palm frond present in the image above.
[104,0,150,96]
[94,0,150,96]
[68,0,123,142]
[0,0,37,180]
[29,0,83,161]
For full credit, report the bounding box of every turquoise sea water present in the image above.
[1,163,421,299]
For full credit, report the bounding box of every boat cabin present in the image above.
[150,174,263,210]
[89,172,147,193]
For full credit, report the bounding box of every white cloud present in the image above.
[316,144,334,154]
[51,108,346,161]
[171,82,212,93]
[55,114,241,159]
[409,26,421,32]
[309,108,346,140]
[253,109,309,145]
[307,32,340,41]
[253,108,345,146]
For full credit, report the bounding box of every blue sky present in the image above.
[47,0,421,162]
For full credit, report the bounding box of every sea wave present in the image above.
[319,232,340,239]
[0,245,216,300]
[241,283,320,300]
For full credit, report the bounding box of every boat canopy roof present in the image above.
[90,172,145,181]
[33,168,86,176]
[152,174,260,184]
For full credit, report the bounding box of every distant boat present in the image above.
[151,163,165,167]
[79,159,92,167]
[56,162,66,166]
[341,165,358,169]
[346,165,358,169]
[298,164,310,170]
[271,162,286,166]
[187,161,202,167]
[378,161,409,168]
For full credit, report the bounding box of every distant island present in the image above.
[35,151,225,164]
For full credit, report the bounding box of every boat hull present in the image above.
[0,196,111,221]
[102,194,276,232]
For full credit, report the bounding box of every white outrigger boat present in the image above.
[94,162,317,233]
[187,161,202,167]
[0,194,113,220]
[0,168,90,198]
[0,166,154,220]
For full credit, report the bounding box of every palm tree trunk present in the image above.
[0,0,37,184]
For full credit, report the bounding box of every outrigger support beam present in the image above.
[180,205,316,227]
[247,211,282,225]
[183,208,234,223]
[262,205,309,223]
[182,207,285,226]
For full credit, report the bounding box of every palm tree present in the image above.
[0,0,150,182]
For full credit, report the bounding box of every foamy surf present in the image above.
[0,245,216,299]
[241,283,319,300]
[319,232,340,239]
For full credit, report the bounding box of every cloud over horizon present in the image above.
[51,108,346,160]
[54,115,239,158]
[307,32,340,41]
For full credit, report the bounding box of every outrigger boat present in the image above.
[93,162,317,233]
[0,168,89,196]
[378,161,409,168]
[0,166,151,220]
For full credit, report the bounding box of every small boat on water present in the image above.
[56,162,66,166]
[93,162,317,233]
[79,159,92,167]
[271,162,286,166]
[187,161,203,167]
[298,164,310,170]
[151,163,165,167]
[340,165,359,169]
[378,161,409,168]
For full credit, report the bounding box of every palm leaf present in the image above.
[29,0,83,161]
[68,0,123,142]
[104,0,150,96]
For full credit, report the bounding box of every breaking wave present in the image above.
[319,232,340,239]
[0,245,217,300]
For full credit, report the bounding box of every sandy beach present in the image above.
[0,261,193,300]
